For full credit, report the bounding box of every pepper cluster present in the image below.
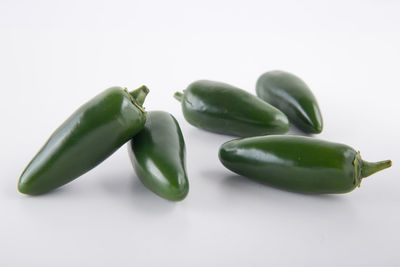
[18,70,392,200]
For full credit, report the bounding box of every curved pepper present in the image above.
[174,80,290,137]
[128,111,189,201]
[18,86,149,195]
[256,70,323,134]
[219,135,391,194]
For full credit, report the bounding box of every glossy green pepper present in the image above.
[219,136,391,194]
[174,80,290,137]
[256,70,323,134]
[18,86,149,195]
[128,111,189,201]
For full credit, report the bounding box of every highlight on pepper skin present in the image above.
[18,86,149,195]
[219,135,391,194]
[128,111,189,201]
[256,70,323,134]
[174,80,290,137]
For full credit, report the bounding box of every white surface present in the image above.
[1,1,399,266]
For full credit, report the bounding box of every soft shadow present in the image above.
[187,126,227,138]
[186,122,318,139]
[201,167,348,204]
[287,125,314,137]
[221,173,343,202]
[16,185,70,199]
[100,172,177,214]
[186,127,238,144]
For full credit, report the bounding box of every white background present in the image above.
[0,0,399,266]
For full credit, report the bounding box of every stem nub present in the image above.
[174,92,183,102]
[124,85,149,114]
[130,85,149,106]
[361,160,392,178]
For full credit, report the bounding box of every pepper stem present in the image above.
[361,160,392,178]
[124,86,149,114]
[130,85,150,106]
[174,92,183,102]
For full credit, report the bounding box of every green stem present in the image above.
[124,86,149,114]
[130,85,150,106]
[174,92,183,102]
[361,160,392,178]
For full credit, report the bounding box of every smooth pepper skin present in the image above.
[18,86,149,195]
[219,136,392,194]
[128,111,189,201]
[174,80,290,137]
[256,70,323,134]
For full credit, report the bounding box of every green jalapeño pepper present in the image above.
[219,136,391,194]
[18,86,149,195]
[128,111,189,201]
[256,70,323,134]
[174,80,290,137]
